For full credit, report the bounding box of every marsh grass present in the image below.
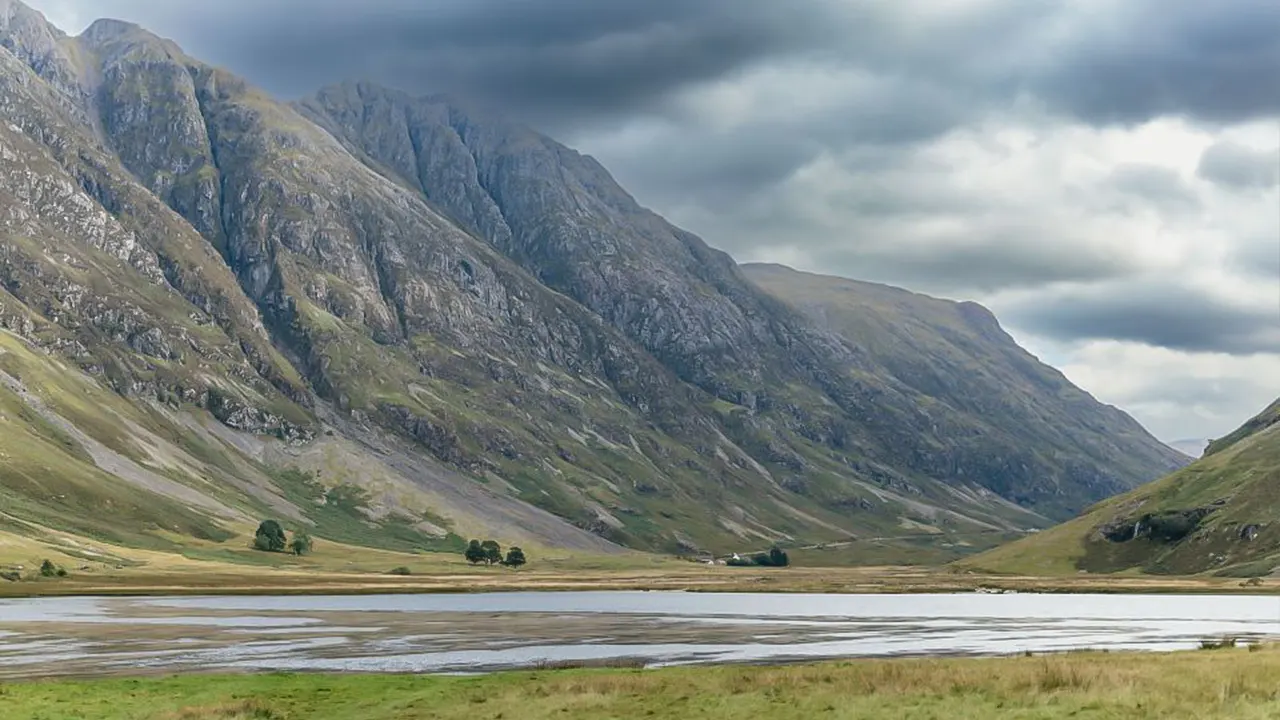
[162,700,284,720]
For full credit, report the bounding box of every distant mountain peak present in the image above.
[0,0,46,25]
[78,17,180,59]
[80,18,145,42]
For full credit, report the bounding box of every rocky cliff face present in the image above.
[0,3,1187,558]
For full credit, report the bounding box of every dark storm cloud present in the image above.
[1002,283,1280,354]
[1028,0,1280,125]
[66,0,844,127]
[814,241,1137,296]
[59,0,1280,130]
[1197,141,1280,191]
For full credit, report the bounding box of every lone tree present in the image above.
[289,530,314,556]
[464,539,486,565]
[503,547,527,568]
[254,519,288,552]
[481,540,503,566]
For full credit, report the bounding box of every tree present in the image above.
[481,540,503,566]
[464,539,486,565]
[254,519,287,552]
[289,530,314,556]
[503,547,527,568]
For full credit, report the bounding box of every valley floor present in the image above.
[1,521,1272,598]
[4,646,1279,719]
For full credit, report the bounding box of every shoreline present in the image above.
[0,565,1273,599]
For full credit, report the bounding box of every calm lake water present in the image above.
[1,592,1278,677]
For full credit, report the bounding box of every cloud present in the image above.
[32,0,847,129]
[998,281,1280,355]
[1197,141,1280,191]
[1104,164,1201,214]
[1026,0,1280,125]
[1031,339,1280,440]
[1229,236,1280,280]
[607,118,1214,296]
[33,0,1280,130]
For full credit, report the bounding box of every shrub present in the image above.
[1200,637,1238,650]
[289,530,314,556]
[388,566,412,576]
[725,546,790,568]
[39,559,67,578]
[253,520,287,552]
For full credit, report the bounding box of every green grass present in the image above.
[265,468,467,554]
[8,648,1280,718]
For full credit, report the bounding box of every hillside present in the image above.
[742,264,1188,519]
[0,1,1184,568]
[965,400,1280,577]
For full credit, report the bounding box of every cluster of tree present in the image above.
[253,519,314,556]
[464,539,526,568]
[0,559,68,582]
[727,546,790,567]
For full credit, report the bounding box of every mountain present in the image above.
[966,400,1280,577]
[741,264,1188,518]
[0,2,1185,565]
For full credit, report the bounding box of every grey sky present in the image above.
[25,0,1280,443]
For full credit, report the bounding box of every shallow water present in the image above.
[0,591,1277,677]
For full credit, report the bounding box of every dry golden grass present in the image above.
[8,646,1280,718]
[2,515,1275,599]
[2,553,1274,598]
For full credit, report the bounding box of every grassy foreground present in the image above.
[5,647,1280,719]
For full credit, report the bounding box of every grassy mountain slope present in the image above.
[965,401,1280,577]
[0,2,1187,564]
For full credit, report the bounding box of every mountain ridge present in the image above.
[0,1,1186,565]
